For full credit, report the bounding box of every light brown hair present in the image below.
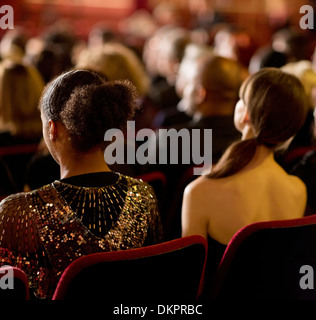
[207,68,308,179]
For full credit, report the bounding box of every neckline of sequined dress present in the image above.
[31,173,154,278]
[0,172,161,299]
[50,172,127,240]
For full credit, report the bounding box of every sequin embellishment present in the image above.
[0,174,162,299]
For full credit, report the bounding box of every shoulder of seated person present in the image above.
[0,185,50,207]
[288,173,308,191]
[0,192,29,213]
[184,175,215,196]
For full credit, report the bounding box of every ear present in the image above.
[48,119,57,141]
[241,107,251,125]
[195,84,207,105]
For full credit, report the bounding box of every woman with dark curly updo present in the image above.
[0,69,163,299]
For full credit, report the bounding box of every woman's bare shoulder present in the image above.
[184,175,220,200]
[287,173,307,198]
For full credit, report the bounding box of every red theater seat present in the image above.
[53,235,207,301]
[208,215,316,300]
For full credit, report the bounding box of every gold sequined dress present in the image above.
[0,172,162,299]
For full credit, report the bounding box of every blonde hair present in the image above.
[76,42,150,97]
[0,60,44,138]
[281,60,316,108]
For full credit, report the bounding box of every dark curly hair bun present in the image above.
[41,69,139,152]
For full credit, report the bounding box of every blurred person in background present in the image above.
[0,60,44,144]
[213,23,257,68]
[0,59,44,190]
[0,27,28,62]
[148,26,193,127]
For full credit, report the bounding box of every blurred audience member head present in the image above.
[76,42,149,98]
[152,1,185,27]
[88,24,118,48]
[272,28,314,62]
[0,27,28,62]
[213,24,256,67]
[25,37,70,84]
[0,60,44,139]
[155,26,191,85]
[282,60,316,108]
[248,46,288,74]
[142,25,175,79]
[40,20,77,73]
[176,51,248,120]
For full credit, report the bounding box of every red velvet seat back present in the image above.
[53,235,207,301]
[209,215,316,300]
